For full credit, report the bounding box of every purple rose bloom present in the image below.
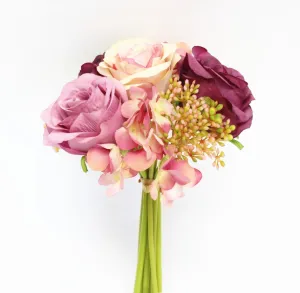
[79,54,105,76]
[181,46,254,137]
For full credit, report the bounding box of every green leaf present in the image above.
[81,156,88,173]
[230,139,244,150]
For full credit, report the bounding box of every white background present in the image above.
[1,0,300,292]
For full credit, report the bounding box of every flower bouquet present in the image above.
[42,39,254,293]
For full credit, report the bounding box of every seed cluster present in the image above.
[160,76,236,168]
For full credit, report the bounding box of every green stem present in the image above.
[148,196,158,293]
[156,193,162,292]
[143,240,150,293]
[134,192,148,293]
[138,170,148,255]
[138,191,144,257]
[134,162,162,293]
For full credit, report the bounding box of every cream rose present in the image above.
[97,38,181,91]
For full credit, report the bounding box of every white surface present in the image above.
[1,0,299,292]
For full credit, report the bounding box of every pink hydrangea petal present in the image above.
[193,168,202,186]
[158,171,175,190]
[128,86,147,100]
[122,168,138,179]
[149,180,159,200]
[162,184,184,204]
[186,168,202,188]
[128,122,147,146]
[149,98,172,132]
[163,159,195,184]
[166,170,190,185]
[98,172,116,185]
[115,127,138,150]
[164,145,176,156]
[86,147,110,171]
[156,98,174,115]
[121,100,141,118]
[106,183,122,196]
[109,146,122,171]
[124,149,156,172]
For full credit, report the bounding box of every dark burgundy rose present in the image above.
[78,54,105,76]
[180,46,254,137]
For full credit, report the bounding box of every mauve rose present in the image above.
[78,54,105,76]
[181,46,254,136]
[41,73,127,155]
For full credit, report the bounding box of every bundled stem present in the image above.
[134,162,162,293]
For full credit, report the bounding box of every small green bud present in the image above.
[201,130,208,137]
[227,134,233,141]
[192,157,197,162]
[81,156,88,173]
[215,114,222,124]
[216,104,223,111]
[209,107,216,115]
[204,97,212,106]
[230,139,244,150]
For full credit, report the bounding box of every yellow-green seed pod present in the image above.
[227,134,233,141]
[214,114,222,124]
[216,104,223,111]
[209,107,216,115]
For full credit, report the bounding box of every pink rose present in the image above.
[41,74,127,155]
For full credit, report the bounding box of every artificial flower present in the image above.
[79,54,104,76]
[180,46,254,136]
[87,144,137,196]
[42,38,255,293]
[41,74,127,154]
[97,38,181,91]
[149,158,202,203]
[116,86,164,159]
